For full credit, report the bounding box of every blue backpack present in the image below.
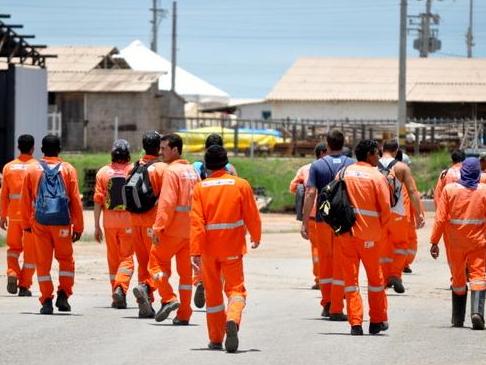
[34,161,71,226]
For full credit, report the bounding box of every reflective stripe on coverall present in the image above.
[21,157,84,304]
[340,162,391,326]
[430,182,486,295]
[1,154,37,288]
[94,163,135,293]
[150,159,200,321]
[190,170,261,344]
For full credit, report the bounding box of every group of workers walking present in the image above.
[1,132,260,353]
[2,127,486,349]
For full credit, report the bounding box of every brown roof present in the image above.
[266,57,486,103]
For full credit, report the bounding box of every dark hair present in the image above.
[355,139,378,162]
[18,134,34,154]
[314,143,327,158]
[205,133,224,149]
[326,129,344,151]
[142,131,161,156]
[161,133,183,155]
[41,134,61,157]
[382,139,399,153]
[451,149,466,164]
[395,149,403,161]
[111,150,130,163]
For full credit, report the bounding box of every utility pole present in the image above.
[150,0,166,53]
[466,0,474,58]
[410,0,441,57]
[171,1,177,92]
[398,0,408,140]
[420,0,432,57]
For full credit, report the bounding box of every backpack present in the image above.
[317,167,356,235]
[295,184,305,221]
[378,160,401,208]
[122,160,157,213]
[34,161,71,226]
[194,160,208,180]
[106,175,127,210]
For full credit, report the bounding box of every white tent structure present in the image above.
[119,40,230,105]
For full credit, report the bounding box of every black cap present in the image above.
[204,145,228,171]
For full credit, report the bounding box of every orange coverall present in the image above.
[190,170,261,344]
[431,182,486,295]
[129,155,166,299]
[94,162,135,294]
[150,159,200,321]
[1,154,37,289]
[21,157,84,304]
[405,185,420,267]
[340,162,391,326]
[289,163,319,286]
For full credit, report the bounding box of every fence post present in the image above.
[422,127,426,142]
[233,122,239,157]
[292,124,297,156]
[415,128,420,155]
[431,126,435,143]
[352,127,357,148]
[361,124,366,140]
[369,128,373,140]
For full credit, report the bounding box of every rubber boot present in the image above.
[470,290,485,330]
[451,290,467,327]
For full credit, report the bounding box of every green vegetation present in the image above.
[62,150,452,213]
[0,236,5,247]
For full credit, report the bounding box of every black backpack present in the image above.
[122,160,158,213]
[295,184,305,221]
[106,175,127,210]
[317,167,356,235]
[377,160,401,207]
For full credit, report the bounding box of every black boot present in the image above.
[451,290,467,327]
[55,290,71,312]
[471,290,485,330]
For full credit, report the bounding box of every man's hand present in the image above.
[94,226,103,243]
[251,241,260,249]
[416,214,425,229]
[191,256,201,272]
[72,232,82,243]
[0,217,7,231]
[300,222,309,240]
[430,244,439,259]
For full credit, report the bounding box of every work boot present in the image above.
[224,320,239,353]
[403,266,412,274]
[7,276,17,294]
[55,290,71,312]
[388,277,405,294]
[133,284,155,318]
[321,303,331,318]
[18,287,32,297]
[112,287,127,309]
[208,342,223,350]
[451,290,467,327]
[329,312,348,321]
[471,290,486,330]
[172,317,189,326]
[194,282,205,309]
[350,325,363,336]
[155,301,180,322]
[311,283,319,290]
[369,321,389,335]
[40,299,54,315]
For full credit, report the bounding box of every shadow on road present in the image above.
[20,312,83,316]
[191,347,261,353]
[148,323,200,327]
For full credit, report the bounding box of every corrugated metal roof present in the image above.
[266,57,486,102]
[42,46,119,72]
[49,69,162,93]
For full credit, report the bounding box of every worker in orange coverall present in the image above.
[339,139,391,336]
[289,143,327,290]
[190,145,261,352]
[431,157,486,330]
[150,133,200,325]
[21,135,84,315]
[93,139,134,309]
[129,131,167,319]
[1,135,37,296]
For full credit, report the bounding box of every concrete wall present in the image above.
[236,102,272,120]
[271,100,397,120]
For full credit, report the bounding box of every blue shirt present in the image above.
[307,154,354,221]
[192,160,236,180]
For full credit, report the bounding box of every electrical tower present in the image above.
[150,0,167,53]
[409,0,442,57]
[466,0,474,58]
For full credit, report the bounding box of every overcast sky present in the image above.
[2,0,485,98]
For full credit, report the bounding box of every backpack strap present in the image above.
[440,168,449,180]
[388,159,399,170]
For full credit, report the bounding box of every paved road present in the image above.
[1,213,486,365]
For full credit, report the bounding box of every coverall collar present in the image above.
[17,153,33,162]
[141,154,159,162]
[208,169,228,178]
[356,161,373,168]
[111,161,130,169]
[42,156,62,163]
[169,159,189,166]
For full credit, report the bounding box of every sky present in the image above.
[2,0,485,98]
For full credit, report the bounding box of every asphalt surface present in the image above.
[1,213,486,365]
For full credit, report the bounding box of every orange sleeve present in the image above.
[289,167,304,194]
[434,173,446,208]
[430,187,449,244]
[189,185,205,256]
[20,168,34,230]
[376,175,392,230]
[93,169,106,206]
[153,169,177,235]
[0,166,9,218]
[241,180,262,243]
[66,164,84,233]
